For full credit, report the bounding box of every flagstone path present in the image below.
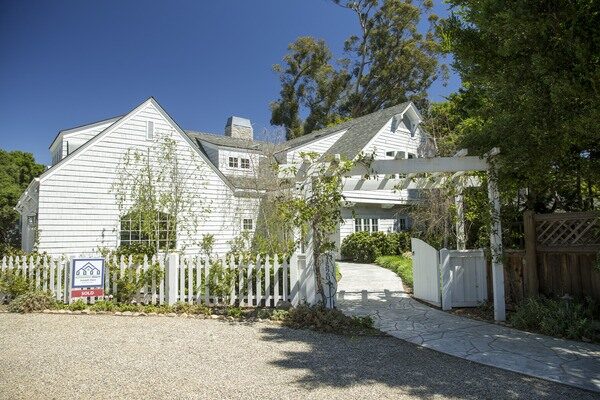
[336,262,600,393]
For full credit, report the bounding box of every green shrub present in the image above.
[0,270,30,299]
[8,291,57,313]
[375,255,414,289]
[341,232,381,262]
[282,304,375,335]
[116,303,142,312]
[509,297,599,341]
[341,231,411,263]
[68,299,87,311]
[90,300,116,312]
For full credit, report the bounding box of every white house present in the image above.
[16,97,429,257]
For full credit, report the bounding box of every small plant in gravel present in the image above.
[68,299,87,311]
[8,291,58,313]
[116,303,142,312]
[270,309,289,321]
[282,304,375,335]
[257,308,272,319]
[226,306,243,318]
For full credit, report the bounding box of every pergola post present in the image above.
[487,167,506,321]
[455,186,466,250]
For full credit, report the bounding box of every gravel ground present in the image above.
[0,313,597,400]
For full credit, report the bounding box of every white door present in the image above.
[411,238,441,306]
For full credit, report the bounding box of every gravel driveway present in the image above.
[0,313,596,399]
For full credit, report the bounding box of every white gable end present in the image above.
[37,99,256,255]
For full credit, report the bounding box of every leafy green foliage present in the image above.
[282,304,375,335]
[375,255,413,288]
[440,1,600,211]
[89,300,116,312]
[279,152,353,303]
[0,150,44,254]
[8,290,57,313]
[271,0,442,138]
[509,297,599,342]
[112,136,209,253]
[0,269,30,298]
[100,246,164,303]
[68,299,87,311]
[341,231,411,262]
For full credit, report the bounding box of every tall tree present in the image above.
[441,0,600,211]
[271,0,442,138]
[335,0,440,115]
[270,37,348,139]
[0,150,44,252]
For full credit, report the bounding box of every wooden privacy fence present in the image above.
[0,253,307,306]
[502,211,600,303]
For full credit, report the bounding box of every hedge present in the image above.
[341,231,411,263]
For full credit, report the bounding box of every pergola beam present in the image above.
[348,156,489,176]
[342,176,481,192]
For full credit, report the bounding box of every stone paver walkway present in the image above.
[336,262,600,393]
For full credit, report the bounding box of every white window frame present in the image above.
[240,158,250,169]
[354,218,378,233]
[228,157,239,168]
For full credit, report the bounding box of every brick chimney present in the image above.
[225,116,253,140]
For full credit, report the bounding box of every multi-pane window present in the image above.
[354,218,379,233]
[386,151,395,157]
[228,157,238,168]
[242,218,253,231]
[120,211,175,250]
[240,158,250,169]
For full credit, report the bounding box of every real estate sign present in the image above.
[71,258,105,298]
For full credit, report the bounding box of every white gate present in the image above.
[440,249,487,309]
[412,238,488,309]
[411,238,441,306]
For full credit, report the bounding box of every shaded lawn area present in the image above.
[375,255,413,290]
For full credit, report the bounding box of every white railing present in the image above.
[0,253,307,306]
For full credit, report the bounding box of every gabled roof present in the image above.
[274,102,412,160]
[48,115,122,150]
[39,97,250,194]
[185,130,273,153]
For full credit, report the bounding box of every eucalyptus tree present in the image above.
[270,0,443,138]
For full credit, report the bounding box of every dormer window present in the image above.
[228,157,238,168]
[146,121,154,140]
[240,158,250,169]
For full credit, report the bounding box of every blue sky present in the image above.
[0,0,460,165]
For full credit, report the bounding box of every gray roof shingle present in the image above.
[274,102,411,160]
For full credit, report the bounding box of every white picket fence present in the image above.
[0,253,306,306]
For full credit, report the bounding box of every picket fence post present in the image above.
[166,253,179,305]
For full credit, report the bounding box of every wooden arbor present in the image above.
[285,148,506,321]
[345,148,505,320]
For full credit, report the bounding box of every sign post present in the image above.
[71,258,105,300]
